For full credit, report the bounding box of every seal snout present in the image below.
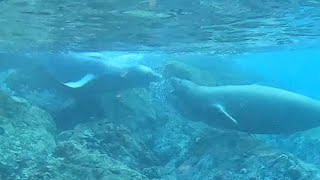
[170,77,180,86]
[170,77,185,92]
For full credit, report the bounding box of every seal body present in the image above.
[70,65,162,94]
[171,77,320,134]
[38,53,162,93]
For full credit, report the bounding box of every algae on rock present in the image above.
[100,88,159,135]
[0,92,56,179]
[45,141,148,180]
[3,68,74,114]
[156,120,320,180]
[48,120,160,179]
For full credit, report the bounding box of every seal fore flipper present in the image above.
[62,73,96,88]
[213,104,239,125]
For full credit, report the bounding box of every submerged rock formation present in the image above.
[0,92,156,179]
[1,59,320,179]
[0,92,56,179]
[41,120,156,180]
[2,68,74,114]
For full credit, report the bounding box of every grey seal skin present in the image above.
[64,64,162,94]
[37,53,162,130]
[170,77,320,134]
[37,53,162,93]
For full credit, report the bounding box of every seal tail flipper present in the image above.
[212,103,239,125]
[62,73,96,88]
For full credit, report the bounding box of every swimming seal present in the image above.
[38,52,162,93]
[63,64,162,93]
[170,77,320,134]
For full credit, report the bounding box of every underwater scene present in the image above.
[1,0,320,180]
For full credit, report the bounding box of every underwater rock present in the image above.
[3,57,320,179]
[258,127,320,167]
[100,88,161,136]
[157,123,320,179]
[36,141,148,180]
[0,92,56,179]
[49,120,159,179]
[115,89,157,121]
[150,112,200,164]
[61,120,159,168]
[3,68,74,114]
[192,130,319,179]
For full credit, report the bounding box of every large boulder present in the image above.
[168,127,320,180]
[3,68,74,114]
[0,92,56,179]
[257,127,320,167]
[39,120,160,179]
[99,88,162,137]
[41,141,148,180]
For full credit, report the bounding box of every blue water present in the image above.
[2,1,320,179]
[235,47,320,99]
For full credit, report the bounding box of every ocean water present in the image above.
[1,1,320,179]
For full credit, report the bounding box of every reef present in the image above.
[0,92,56,179]
[1,60,320,179]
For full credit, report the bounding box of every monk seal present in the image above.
[36,52,162,93]
[62,64,162,93]
[170,77,320,134]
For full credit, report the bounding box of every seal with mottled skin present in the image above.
[38,52,162,93]
[63,64,162,93]
[170,77,320,134]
